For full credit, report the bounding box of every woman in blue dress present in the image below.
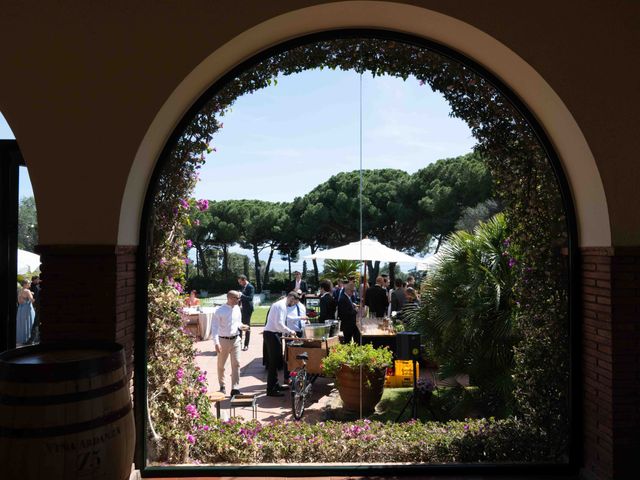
[16,279,35,345]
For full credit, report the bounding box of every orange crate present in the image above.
[384,360,419,388]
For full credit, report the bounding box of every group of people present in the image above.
[366,274,421,322]
[203,272,420,399]
[207,281,303,397]
[16,276,41,345]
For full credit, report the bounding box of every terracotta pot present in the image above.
[336,364,387,414]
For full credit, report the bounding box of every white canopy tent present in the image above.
[304,238,428,265]
[17,249,41,275]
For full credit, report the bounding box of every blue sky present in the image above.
[1,68,475,272]
[194,69,474,202]
[0,114,33,200]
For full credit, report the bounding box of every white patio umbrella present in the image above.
[305,238,425,264]
[416,253,441,271]
[17,249,41,275]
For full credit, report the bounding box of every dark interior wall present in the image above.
[0,2,638,479]
[0,0,638,245]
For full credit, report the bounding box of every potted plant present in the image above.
[322,342,393,414]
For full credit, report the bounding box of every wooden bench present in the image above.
[229,394,257,419]
[206,391,226,419]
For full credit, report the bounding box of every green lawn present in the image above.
[326,387,439,422]
[250,306,270,326]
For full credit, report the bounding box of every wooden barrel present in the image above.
[0,342,135,480]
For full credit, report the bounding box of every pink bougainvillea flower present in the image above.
[194,219,200,226]
[196,199,209,212]
[186,434,195,444]
[185,404,199,419]
[179,198,189,209]
[185,239,193,249]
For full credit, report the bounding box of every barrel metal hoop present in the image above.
[0,404,131,438]
[0,342,124,383]
[0,378,128,406]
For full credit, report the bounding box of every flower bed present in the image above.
[184,417,557,464]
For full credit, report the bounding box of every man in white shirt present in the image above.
[263,291,299,396]
[289,271,308,295]
[286,298,307,336]
[211,290,245,396]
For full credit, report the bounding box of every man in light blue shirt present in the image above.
[286,297,307,336]
[211,290,245,396]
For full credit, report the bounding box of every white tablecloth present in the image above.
[197,306,218,340]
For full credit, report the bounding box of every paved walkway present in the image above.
[194,326,337,422]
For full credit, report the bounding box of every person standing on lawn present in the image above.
[211,290,246,396]
[237,274,254,351]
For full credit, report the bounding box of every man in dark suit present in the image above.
[289,270,308,295]
[337,283,360,343]
[237,275,254,351]
[365,276,389,318]
[318,279,337,321]
[390,278,406,313]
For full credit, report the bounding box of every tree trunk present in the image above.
[253,245,262,292]
[311,245,319,287]
[288,254,292,282]
[434,234,444,254]
[312,259,319,286]
[243,256,250,277]
[196,244,209,278]
[389,262,397,287]
[263,247,274,288]
[366,260,380,286]
[222,244,229,281]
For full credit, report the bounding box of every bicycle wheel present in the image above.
[291,369,307,419]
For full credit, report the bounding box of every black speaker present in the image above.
[396,332,421,360]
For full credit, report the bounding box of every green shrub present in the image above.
[407,214,518,417]
[321,342,393,378]
[147,283,213,462]
[181,417,559,465]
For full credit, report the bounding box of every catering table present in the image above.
[357,317,397,353]
[198,306,217,340]
[182,306,218,340]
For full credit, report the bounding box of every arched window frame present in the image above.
[135,29,580,477]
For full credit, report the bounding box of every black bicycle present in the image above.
[285,336,336,419]
[290,351,311,419]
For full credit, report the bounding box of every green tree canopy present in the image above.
[409,152,492,252]
[237,199,287,292]
[18,196,38,251]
